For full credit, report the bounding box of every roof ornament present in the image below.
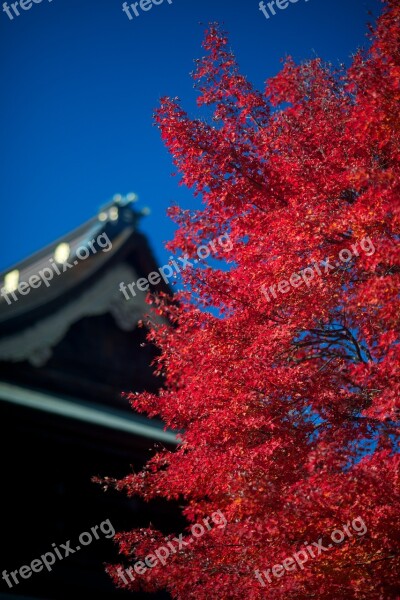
[98,192,147,225]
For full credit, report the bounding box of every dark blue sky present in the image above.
[0,0,382,272]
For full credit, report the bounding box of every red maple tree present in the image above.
[101,2,400,597]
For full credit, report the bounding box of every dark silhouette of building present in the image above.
[0,195,180,600]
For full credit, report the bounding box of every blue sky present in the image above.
[0,0,383,272]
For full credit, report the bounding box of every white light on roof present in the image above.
[98,211,108,222]
[113,194,122,203]
[4,269,19,293]
[126,192,138,202]
[109,207,119,221]
[54,243,70,264]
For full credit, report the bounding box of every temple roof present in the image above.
[0,194,158,333]
[0,194,174,439]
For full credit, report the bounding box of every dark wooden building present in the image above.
[0,195,179,600]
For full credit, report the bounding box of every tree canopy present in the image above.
[101,3,400,597]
